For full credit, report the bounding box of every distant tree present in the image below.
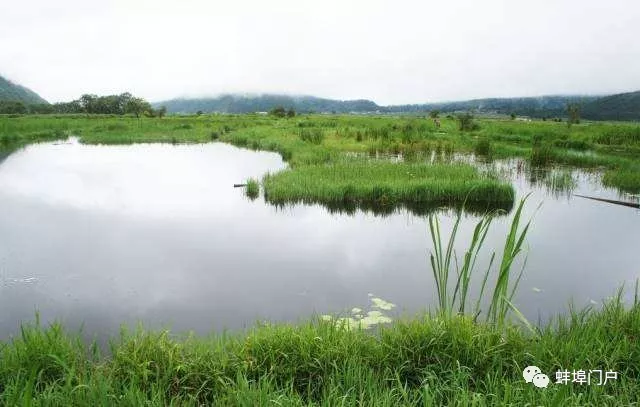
[287,108,296,118]
[99,95,120,114]
[79,94,98,113]
[125,97,152,118]
[429,110,440,118]
[196,110,204,116]
[510,113,516,120]
[157,106,167,118]
[567,103,581,127]
[116,93,133,114]
[456,112,480,131]
[269,106,287,118]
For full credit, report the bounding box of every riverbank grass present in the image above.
[1,297,639,406]
[3,114,640,193]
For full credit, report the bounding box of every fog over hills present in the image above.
[1,73,638,121]
[155,93,612,119]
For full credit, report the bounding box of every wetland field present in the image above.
[0,113,639,405]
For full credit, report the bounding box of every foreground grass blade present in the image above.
[428,195,533,326]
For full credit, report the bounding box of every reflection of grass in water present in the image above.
[269,197,515,217]
[523,165,577,198]
[542,169,577,197]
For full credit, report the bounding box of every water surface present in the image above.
[0,140,638,340]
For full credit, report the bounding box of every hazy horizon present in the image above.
[2,0,639,105]
[0,75,622,106]
[146,91,613,106]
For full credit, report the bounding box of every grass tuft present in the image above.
[245,178,260,200]
[262,161,515,214]
[602,167,640,194]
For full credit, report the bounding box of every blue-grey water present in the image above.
[0,139,638,340]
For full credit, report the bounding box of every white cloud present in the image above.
[1,0,639,104]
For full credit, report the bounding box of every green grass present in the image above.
[1,296,639,406]
[245,178,260,200]
[428,196,532,327]
[0,114,638,405]
[262,161,515,215]
[2,113,640,201]
[603,167,640,194]
[530,143,556,166]
[474,136,493,159]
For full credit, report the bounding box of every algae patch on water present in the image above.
[322,296,396,330]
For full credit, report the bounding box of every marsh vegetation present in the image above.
[1,113,639,405]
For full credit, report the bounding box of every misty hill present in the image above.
[156,95,381,114]
[156,94,603,118]
[581,91,640,121]
[0,75,48,104]
[386,95,600,118]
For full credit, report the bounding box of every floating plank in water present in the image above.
[233,183,247,188]
[574,194,640,209]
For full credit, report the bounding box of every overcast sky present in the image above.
[2,0,639,105]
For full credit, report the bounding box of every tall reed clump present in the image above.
[474,137,493,159]
[531,144,556,166]
[298,128,324,144]
[530,135,556,166]
[245,178,260,200]
[428,195,532,327]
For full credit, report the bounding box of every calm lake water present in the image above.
[0,140,638,340]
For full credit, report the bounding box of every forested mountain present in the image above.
[155,94,381,114]
[155,94,604,118]
[0,75,48,104]
[581,91,640,121]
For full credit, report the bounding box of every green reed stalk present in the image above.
[428,207,495,318]
[428,195,533,325]
[487,195,532,326]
